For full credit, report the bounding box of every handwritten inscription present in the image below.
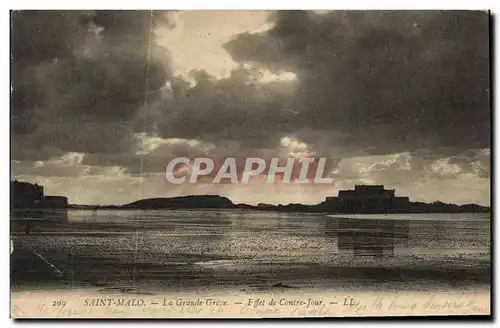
[11,292,489,318]
[370,294,489,315]
[37,302,93,318]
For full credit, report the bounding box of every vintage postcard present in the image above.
[10,10,491,319]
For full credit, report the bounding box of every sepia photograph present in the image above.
[9,9,491,319]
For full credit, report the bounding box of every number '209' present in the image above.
[52,300,66,307]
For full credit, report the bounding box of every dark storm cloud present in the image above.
[11,10,172,160]
[224,10,490,156]
[152,66,299,149]
[11,10,490,183]
[447,148,490,179]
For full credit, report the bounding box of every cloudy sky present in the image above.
[11,10,490,206]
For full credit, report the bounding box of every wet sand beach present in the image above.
[10,210,491,295]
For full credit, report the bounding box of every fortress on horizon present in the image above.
[325,185,410,214]
[11,180,68,209]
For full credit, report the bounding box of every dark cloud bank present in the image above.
[11,10,491,204]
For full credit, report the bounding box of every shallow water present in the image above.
[10,210,490,293]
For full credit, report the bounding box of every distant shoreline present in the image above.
[11,194,490,215]
[11,181,490,215]
[10,207,490,216]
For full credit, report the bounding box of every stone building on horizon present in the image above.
[325,184,410,213]
[11,180,68,210]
